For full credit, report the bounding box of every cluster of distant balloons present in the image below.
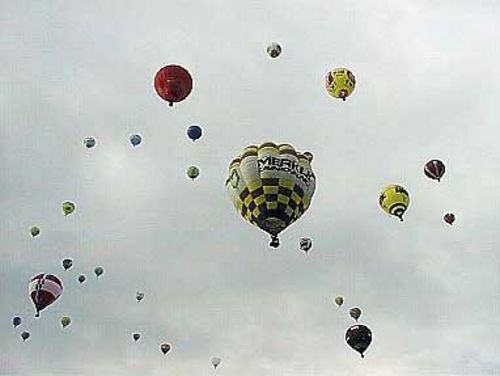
[15,40,459,365]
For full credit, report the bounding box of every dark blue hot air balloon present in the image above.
[13,316,22,328]
[187,125,202,141]
[130,134,142,147]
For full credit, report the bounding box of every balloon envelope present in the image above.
[13,316,22,328]
[130,134,142,147]
[62,201,75,216]
[187,125,202,141]
[21,331,30,341]
[325,68,356,101]
[349,307,362,321]
[299,237,312,253]
[61,316,71,328]
[187,166,200,180]
[154,65,193,106]
[226,142,316,248]
[62,258,73,271]
[161,343,171,354]
[212,357,221,369]
[424,159,445,182]
[335,296,344,307]
[444,213,455,225]
[133,333,141,342]
[94,266,104,278]
[30,226,40,238]
[136,291,144,302]
[379,184,410,221]
[29,273,63,317]
[78,275,86,284]
[267,42,282,58]
[83,137,96,149]
[345,324,372,358]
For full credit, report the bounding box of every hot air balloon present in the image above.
[345,324,372,358]
[154,65,193,107]
[62,258,73,271]
[21,331,30,342]
[160,343,171,355]
[78,275,86,284]
[130,134,142,147]
[299,237,312,253]
[12,316,22,328]
[187,166,200,180]
[379,184,410,221]
[136,291,144,302]
[444,213,455,225]
[325,68,356,101]
[187,125,202,141]
[62,201,75,216]
[212,357,221,369]
[226,142,316,248]
[61,316,71,328]
[29,226,40,238]
[29,273,63,317]
[424,159,446,182]
[349,307,362,322]
[267,42,282,58]
[94,266,104,278]
[334,296,344,307]
[133,333,141,342]
[83,137,96,149]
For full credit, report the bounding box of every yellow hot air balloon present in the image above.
[379,184,410,221]
[325,68,356,101]
[225,142,316,248]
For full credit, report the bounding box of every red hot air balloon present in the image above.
[29,273,63,317]
[154,65,193,107]
[444,213,455,225]
[424,160,446,182]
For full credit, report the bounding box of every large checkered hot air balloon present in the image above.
[225,142,316,248]
[29,273,63,317]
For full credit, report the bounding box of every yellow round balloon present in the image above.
[325,68,356,101]
[379,184,410,221]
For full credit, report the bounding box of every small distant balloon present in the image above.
[349,307,362,322]
[21,331,30,342]
[187,166,200,180]
[62,201,75,216]
[29,226,40,238]
[212,357,222,369]
[444,213,455,225]
[133,333,141,342]
[154,65,193,107]
[136,291,144,302]
[83,137,96,149]
[78,275,86,284]
[13,316,22,328]
[94,266,104,278]
[161,343,171,355]
[187,125,202,141]
[61,316,71,328]
[62,258,73,271]
[424,159,446,182]
[130,134,142,147]
[334,296,344,307]
[299,237,312,253]
[266,42,282,58]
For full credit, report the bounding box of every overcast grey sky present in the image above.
[1,0,500,375]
